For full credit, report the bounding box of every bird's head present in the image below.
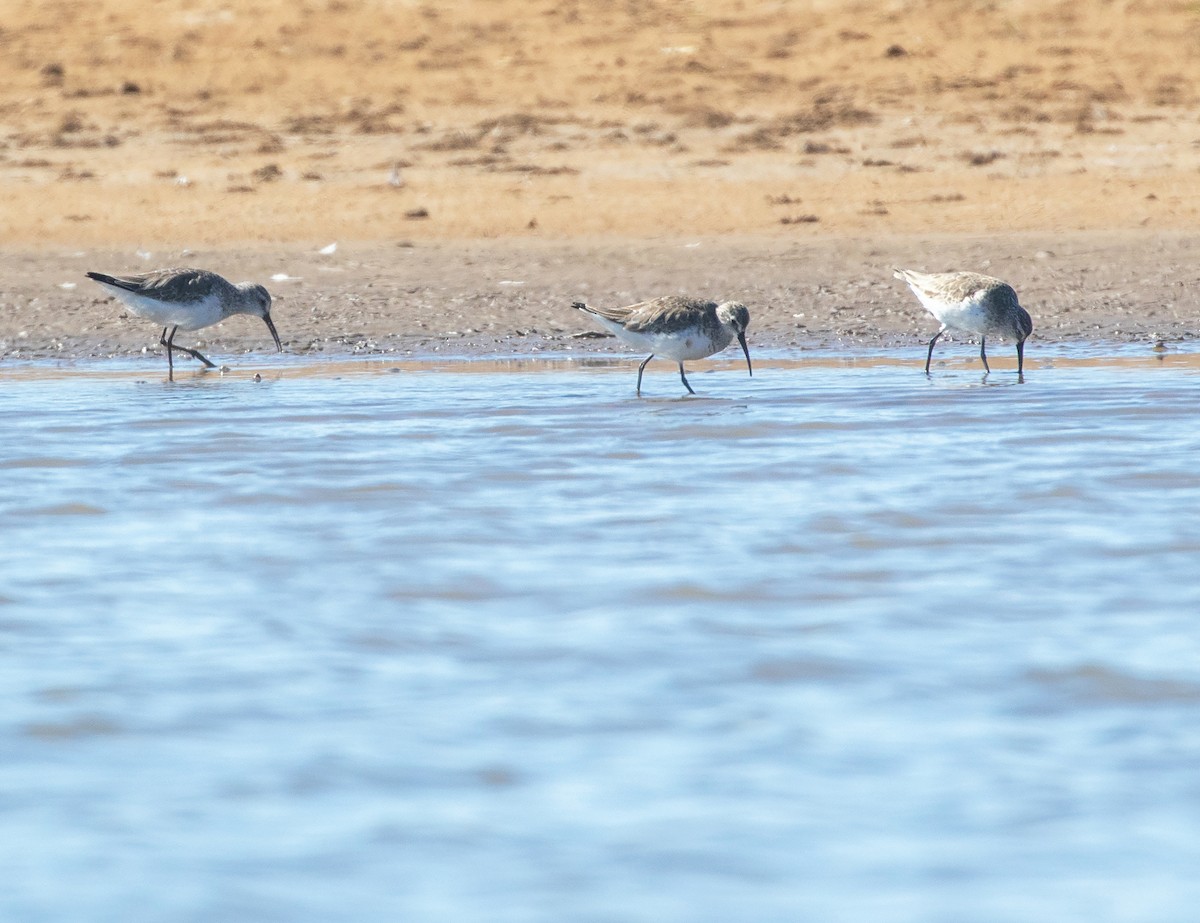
[717,301,753,377]
[1014,305,1034,343]
[236,282,281,351]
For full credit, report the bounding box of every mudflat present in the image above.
[2,0,1199,359]
[4,233,1196,362]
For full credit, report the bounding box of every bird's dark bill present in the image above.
[264,314,282,351]
[738,332,753,377]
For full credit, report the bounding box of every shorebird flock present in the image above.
[86,264,1033,390]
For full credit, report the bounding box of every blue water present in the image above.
[3,353,1200,921]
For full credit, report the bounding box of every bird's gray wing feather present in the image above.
[621,297,715,334]
[88,269,221,301]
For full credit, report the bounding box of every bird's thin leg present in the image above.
[636,354,654,396]
[979,336,990,374]
[1016,339,1025,378]
[176,345,216,368]
[678,363,695,395]
[165,327,217,369]
[161,326,176,380]
[925,328,945,374]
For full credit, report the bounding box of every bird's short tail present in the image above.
[85,271,140,293]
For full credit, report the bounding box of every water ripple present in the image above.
[3,358,1200,921]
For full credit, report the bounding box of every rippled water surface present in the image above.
[4,351,1200,921]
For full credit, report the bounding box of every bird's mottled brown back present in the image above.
[910,271,1007,304]
[597,296,720,335]
[106,268,228,302]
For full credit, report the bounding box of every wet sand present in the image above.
[2,232,1198,362]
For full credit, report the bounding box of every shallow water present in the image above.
[3,350,1200,921]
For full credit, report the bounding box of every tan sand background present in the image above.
[3,0,1200,358]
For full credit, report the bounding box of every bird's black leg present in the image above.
[176,344,217,368]
[165,327,217,369]
[160,326,176,380]
[636,354,654,396]
[925,329,945,374]
[979,336,990,374]
[678,363,696,395]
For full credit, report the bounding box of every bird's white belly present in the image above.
[652,331,725,360]
[111,290,224,331]
[615,328,725,360]
[587,313,730,360]
[921,295,990,336]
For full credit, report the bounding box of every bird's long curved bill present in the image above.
[263,314,282,351]
[738,332,753,377]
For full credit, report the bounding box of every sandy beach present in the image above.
[3,0,1200,358]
